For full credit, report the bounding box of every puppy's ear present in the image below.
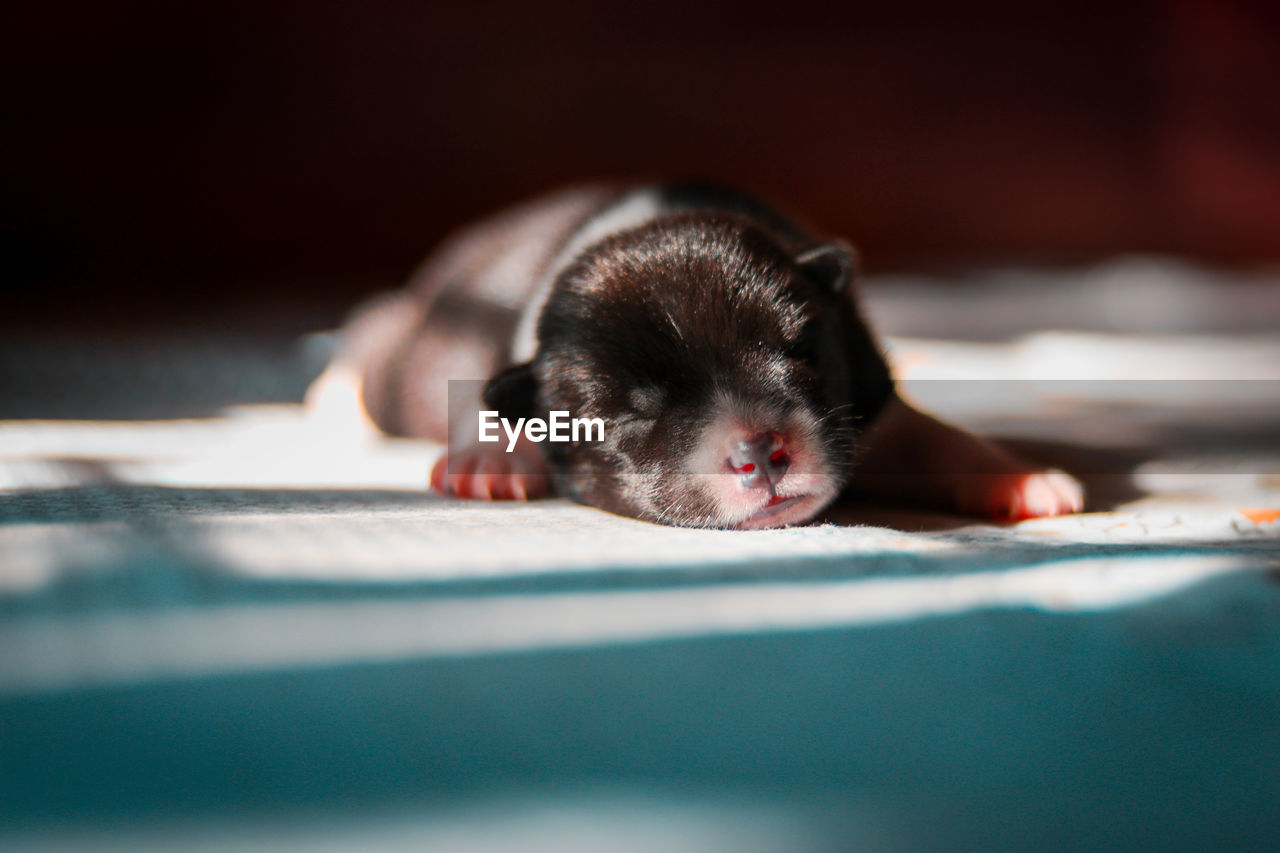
[796,240,859,293]
[482,361,539,420]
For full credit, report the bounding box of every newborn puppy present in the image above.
[310,182,1083,528]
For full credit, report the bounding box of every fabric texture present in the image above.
[2,259,1278,851]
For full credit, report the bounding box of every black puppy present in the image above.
[309,182,1082,528]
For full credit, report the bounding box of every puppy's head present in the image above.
[484,215,893,528]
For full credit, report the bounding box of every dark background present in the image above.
[6,0,1279,325]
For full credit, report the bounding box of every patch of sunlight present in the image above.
[0,405,440,492]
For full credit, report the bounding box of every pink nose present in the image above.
[728,431,789,493]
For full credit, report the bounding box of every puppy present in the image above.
[310,182,1083,528]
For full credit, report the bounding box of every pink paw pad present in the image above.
[430,446,549,501]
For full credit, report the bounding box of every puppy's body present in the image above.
[315,182,1083,528]
[323,184,621,440]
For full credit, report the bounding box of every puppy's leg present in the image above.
[430,432,550,501]
[310,292,553,501]
[305,293,424,441]
[404,297,552,502]
[850,395,1084,520]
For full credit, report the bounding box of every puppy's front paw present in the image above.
[430,443,550,501]
[962,468,1084,521]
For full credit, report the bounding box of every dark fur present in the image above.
[483,185,895,526]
